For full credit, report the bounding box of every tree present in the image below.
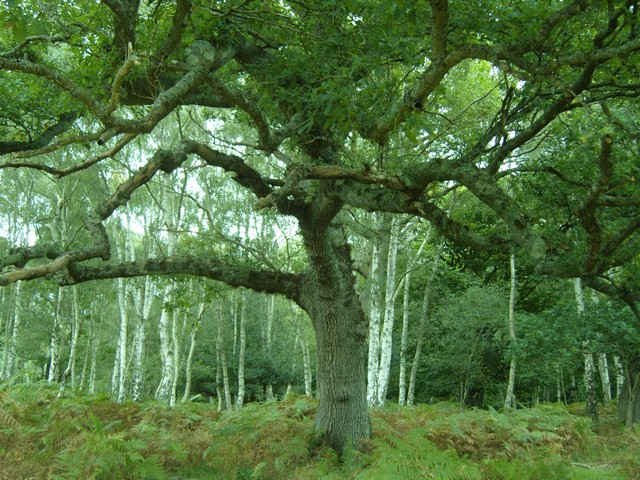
[2,1,640,451]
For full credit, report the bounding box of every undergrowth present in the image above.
[0,383,637,479]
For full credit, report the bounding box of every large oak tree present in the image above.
[2,0,640,449]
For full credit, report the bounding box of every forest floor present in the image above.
[0,385,638,479]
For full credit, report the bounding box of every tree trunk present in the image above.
[299,223,370,452]
[59,286,81,394]
[408,241,442,406]
[48,286,64,383]
[216,303,232,410]
[155,284,175,402]
[2,281,22,379]
[618,356,640,426]
[398,267,411,406]
[301,336,313,397]
[504,253,517,409]
[182,301,203,402]
[131,276,153,401]
[366,239,383,406]
[236,289,247,408]
[614,355,624,399]
[376,217,399,406]
[574,278,598,421]
[265,295,275,401]
[598,353,612,403]
[115,278,129,402]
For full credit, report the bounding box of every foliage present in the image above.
[0,386,638,479]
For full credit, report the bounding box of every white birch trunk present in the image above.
[614,355,625,399]
[59,286,81,395]
[3,281,22,379]
[574,278,597,420]
[302,337,313,397]
[398,270,411,406]
[169,307,180,406]
[376,217,399,406]
[155,285,174,402]
[408,241,443,406]
[236,289,247,408]
[131,276,153,401]
[215,303,232,409]
[48,287,64,383]
[182,300,203,402]
[598,353,612,403]
[114,278,129,402]
[504,253,517,409]
[88,309,97,394]
[265,296,275,401]
[366,240,382,406]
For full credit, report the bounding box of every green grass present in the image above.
[0,384,638,479]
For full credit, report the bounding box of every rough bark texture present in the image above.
[299,222,370,452]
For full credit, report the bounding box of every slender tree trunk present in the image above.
[618,355,640,426]
[87,309,97,394]
[131,276,152,401]
[265,296,275,401]
[301,336,313,397]
[299,223,370,452]
[376,217,399,406]
[574,278,598,421]
[398,268,411,406]
[598,353,612,403]
[48,287,64,383]
[614,355,625,398]
[155,286,174,402]
[236,289,247,408]
[366,240,382,406]
[504,253,517,409]
[114,278,129,402]
[408,241,443,406]
[59,286,81,394]
[3,281,22,379]
[182,301,203,403]
[216,303,232,410]
[169,307,180,406]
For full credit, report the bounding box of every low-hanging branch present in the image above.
[64,255,302,301]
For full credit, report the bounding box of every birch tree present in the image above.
[574,278,597,421]
[504,253,518,409]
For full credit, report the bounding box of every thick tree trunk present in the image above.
[504,253,517,409]
[299,223,370,452]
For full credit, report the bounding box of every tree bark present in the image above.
[47,286,64,383]
[182,300,203,402]
[574,278,598,421]
[59,286,81,394]
[618,355,640,426]
[299,222,370,452]
[598,353,612,403]
[2,281,22,379]
[236,289,247,408]
[504,253,517,409]
[216,303,232,410]
[366,239,382,406]
[376,216,399,406]
[265,295,275,401]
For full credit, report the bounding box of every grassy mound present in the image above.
[0,385,637,479]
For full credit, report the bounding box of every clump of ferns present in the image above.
[0,390,20,430]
